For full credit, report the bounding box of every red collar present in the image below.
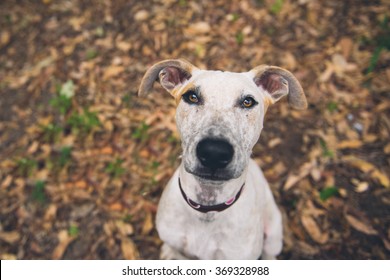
[178,177,245,213]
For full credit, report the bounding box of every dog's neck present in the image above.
[179,164,247,207]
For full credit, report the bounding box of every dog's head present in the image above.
[139,59,306,182]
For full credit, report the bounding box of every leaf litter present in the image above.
[0,0,389,259]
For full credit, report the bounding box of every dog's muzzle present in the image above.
[196,138,234,169]
[190,138,236,181]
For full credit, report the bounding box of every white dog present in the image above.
[139,59,307,259]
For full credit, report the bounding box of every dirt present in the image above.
[0,0,389,260]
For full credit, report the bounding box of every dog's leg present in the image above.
[261,186,283,260]
[160,243,189,260]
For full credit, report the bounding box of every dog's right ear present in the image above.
[138,59,198,97]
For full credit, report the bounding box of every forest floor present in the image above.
[0,0,389,259]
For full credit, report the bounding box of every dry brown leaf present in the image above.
[109,202,123,211]
[283,161,315,191]
[142,211,154,235]
[103,65,124,81]
[345,214,378,235]
[115,220,134,236]
[301,215,329,244]
[44,204,57,221]
[134,10,149,21]
[121,238,140,260]
[185,22,211,35]
[384,143,390,154]
[338,37,353,59]
[52,230,76,260]
[0,254,17,260]
[336,139,363,149]
[342,156,390,188]
[1,175,12,189]
[1,31,11,47]
[0,231,21,244]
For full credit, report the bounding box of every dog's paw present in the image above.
[261,253,277,260]
[160,243,188,260]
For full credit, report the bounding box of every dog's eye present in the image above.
[182,91,200,104]
[241,97,257,108]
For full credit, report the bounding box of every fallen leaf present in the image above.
[342,156,390,188]
[103,65,124,80]
[185,22,211,35]
[121,238,140,260]
[142,211,154,235]
[52,230,76,259]
[336,139,363,149]
[134,10,149,21]
[301,215,329,244]
[345,214,378,235]
[0,231,21,244]
[283,161,315,191]
[115,220,134,236]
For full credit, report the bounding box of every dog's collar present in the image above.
[178,177,245,213]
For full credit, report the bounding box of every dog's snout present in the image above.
[196,138,234,169]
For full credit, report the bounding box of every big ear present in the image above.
[138,59,198,97]
[250,65,307,109]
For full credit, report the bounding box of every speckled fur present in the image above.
[139,59,306,259]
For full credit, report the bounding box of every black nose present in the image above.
[196,138,234,169]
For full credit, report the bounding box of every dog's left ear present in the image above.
[250,65,307,109]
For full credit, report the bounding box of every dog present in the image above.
[139,59,307,259]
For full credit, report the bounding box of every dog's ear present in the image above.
[139,59,198,97]
[250,65,307,109]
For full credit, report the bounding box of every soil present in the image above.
[0,0,389,260]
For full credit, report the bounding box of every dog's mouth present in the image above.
[185,166,236,182]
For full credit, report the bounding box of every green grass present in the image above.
[68,225,79,237]
[41,123,62,143]
[105,159,125,178]
[235,31,244,45]
[270,0,284,14]
[132,122,150,142]
[86,48,98,60]
[366,16,389,74]
[326,101,338,113]
[32,180,46,204]
[320,186,339,201]
[59,146,72,167]
[67,109,100,134]
[16,158,37,177]
[50,80,75,115]
[319,138,334,158]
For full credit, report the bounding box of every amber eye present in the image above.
[242,97,257,108]
[182,91,200,104]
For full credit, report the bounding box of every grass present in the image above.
[132,122,150,142]
[326,101,338,113]
[68,225,79,237]
[59,146,72,167]
[319,138,334,158]
[366,16,389,74]
[50,80,75,115]
[320,186,339,201]
[67,108,100,135]
[105,159,125,178]
[270,0,284,14]
[41,123,62,143]
[32,180,46,204]
[16,158,37,177]
[235,31,244,45]
[86,48,98,60]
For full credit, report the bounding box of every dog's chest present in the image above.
[171,210,264,259]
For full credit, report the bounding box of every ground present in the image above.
[0,0,389,260]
